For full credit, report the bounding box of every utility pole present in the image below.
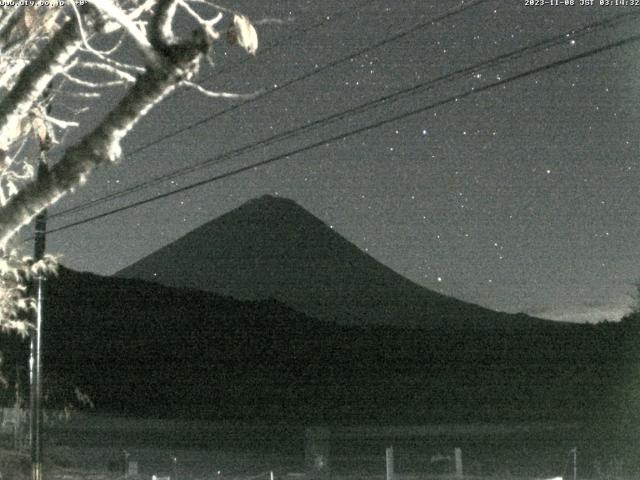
[29,148,50,480]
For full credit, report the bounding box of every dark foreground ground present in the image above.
[1,414,636,480]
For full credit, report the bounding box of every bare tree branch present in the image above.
[0,7,23,49]
[150,0,180,47]
[0,13,99,157]
[0,0,260,332]
[88,0,162,68]
[0,28,210,248]
[182,80,258,99]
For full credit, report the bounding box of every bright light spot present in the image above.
[437,277,442,282]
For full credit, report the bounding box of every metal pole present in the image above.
[31,272,44,480]
[454,448,463,478]
[385,447,394,480]
[30,156,48,480]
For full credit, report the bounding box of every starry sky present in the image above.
[35,0,640,323]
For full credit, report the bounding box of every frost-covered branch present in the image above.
[79,61,139,81]
[182,80,258,99]
[177,0,222,40]
[0,13,96,159]
[0,0,260,333]
[61,71,128,89]
[0,8,23,49]
[0,18,212,247]
[150,0,180,47]
[88,0,162,67]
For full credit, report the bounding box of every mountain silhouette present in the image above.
[0,266,623,426]
[117,195,552,329]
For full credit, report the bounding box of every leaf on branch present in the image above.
[30,258,51,277]
[227,14,257,55]
[31,114,49,147]
[5,180,18,198]
[22,7,37,30]
[11,6,58,46]
[2,116,31,153]
[4,319,31,337]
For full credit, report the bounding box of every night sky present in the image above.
[36,0,640,323]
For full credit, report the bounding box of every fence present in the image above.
[304,424,582,480]
[0,406,81,452]
[0,407,27,450]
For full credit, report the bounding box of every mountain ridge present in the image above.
[0,265,620,425]
[117,195,556,329]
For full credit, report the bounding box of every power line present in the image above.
[50,0,492,219]
[41,31,640,237]
[124,0,493,157]
[44,4,369,220]
[49,9,640,220]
